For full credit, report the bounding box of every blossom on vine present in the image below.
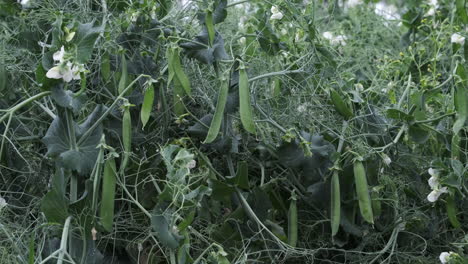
[426,168,448,202]
[46,46,84,83]
[270,6,283,20]
[322,31,348,46]
[451,33,465,45]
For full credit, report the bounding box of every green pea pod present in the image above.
[205,9,215,47]
[330,89,353,120]
[353,160,374,224]
[0,62,6,92]
[141,83,154,129]
[171,48,191,96]
[121,107,132,170]
[330,171,341,236]
[204,78,228,144]
[100,157,117,232]
[453,63,468,134]
[452,133,461,160]
[288,193,298,247]
[446,195,461,228]
[101,51,111,82]
[118,53,128,94]
[371,191,381,218]
[238,63,256,134]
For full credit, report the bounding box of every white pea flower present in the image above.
[0,196,7,210]
[238,37,246,46]
[270,6,284,20]
[344,0,363,9]
[451,33,465,45]
[281,28,288,36]
[47,62,83,82]
[426,0,438,16]
[53,46,66,62]
[187,159,196,169]
[18,0,31,7]
[382,154,391,165]
[322,32,347,46]
[427,187,448,202]
[375,2,400,21]
[439,251,456,263]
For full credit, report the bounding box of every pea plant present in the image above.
[0,0,467,263]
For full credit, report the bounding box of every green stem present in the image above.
[0,91,51,123]
[77,74,149,146]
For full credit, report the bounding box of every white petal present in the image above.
[270,12,283,20]
[451,33,465,45]
[238,37,246,45]
[53,46,65,62]
[322,31,334,40]
[439,252,450,263]
[428,176,439,189]
[427,190,442,202]
[46,66,63,79]
[62,69,74,82]
[271,5,279,14]
[0,197,7,209]
[428,168,438,177]
[439,187,449,193]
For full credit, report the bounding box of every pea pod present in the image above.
[170,47,191,96]
[451,133,461,160]
[446,195,461,228]
[204,78,228,144]
[238,62,256,134]
[0,62,6,92]
[100,156,117,232]
[121,106,132,171]
[330,88,353,120]
[205,8,215,46]
[330,171,341,236]
[353,160,374,224]
[288,192,298,247]
[371,190,381,218]
[453,63,468,134]
[141,83,154,129]
[101,51,111,82]
[118,52,128,94]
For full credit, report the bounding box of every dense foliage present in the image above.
[0,0,467,263]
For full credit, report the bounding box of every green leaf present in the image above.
[187,114,213,138]
[74,21,104,63]
[151,204,183,249]
[226,161,249,189]
[100,157,117,232]
[42,105,105,175]
[408,124,430,144]
[180,29,229,64]
[257,16,286,55]
[141,83,155,129]
[41,168,69,223]
[51,84,87,114]
[197,0,227,24]
[204,79,228,143]
[386,108,414,122]
[238,63,256,134]
[277,140,306,168]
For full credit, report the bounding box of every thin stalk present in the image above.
[0,91,51,123]
[77,74,149,146]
